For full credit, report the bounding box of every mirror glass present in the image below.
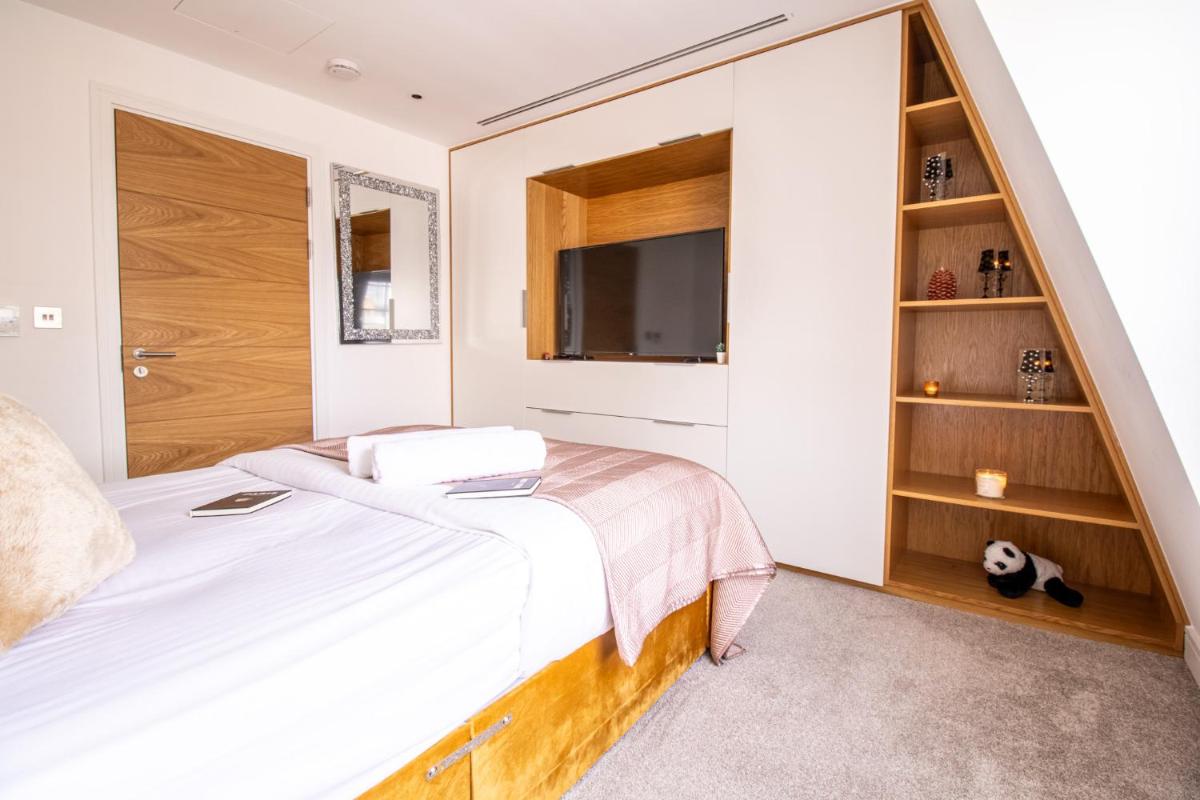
[334,165,439,343]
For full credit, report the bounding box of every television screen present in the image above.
[557,228,725,359]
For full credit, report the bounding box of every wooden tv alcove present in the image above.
[525,130,732,361]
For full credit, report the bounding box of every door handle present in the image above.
[132,348,177,359]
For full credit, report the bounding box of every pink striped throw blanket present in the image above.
[288,427,776,665]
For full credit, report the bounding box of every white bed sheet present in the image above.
[224,448,613,677]
[0,458,608,799]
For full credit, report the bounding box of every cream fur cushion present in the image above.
[0,394,135,651]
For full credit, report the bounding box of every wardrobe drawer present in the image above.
[525,407,726,474]
[523,361,728,426]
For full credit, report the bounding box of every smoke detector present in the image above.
[325,58,362,81]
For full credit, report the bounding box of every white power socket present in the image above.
[33,306,63,329]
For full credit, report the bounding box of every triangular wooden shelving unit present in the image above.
[882,6,1186,653]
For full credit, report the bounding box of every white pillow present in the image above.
[345,425,513,478]
[372,429,546,486]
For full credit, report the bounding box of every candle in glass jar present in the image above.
[975,468,1008,499]
[922,380,941,398]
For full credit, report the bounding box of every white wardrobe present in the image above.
[451,13,900,584]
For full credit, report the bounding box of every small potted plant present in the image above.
[715,342,727,365]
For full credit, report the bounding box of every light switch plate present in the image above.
[33,306,62,329]
[0,305,18,337]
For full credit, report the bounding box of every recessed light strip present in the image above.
[476,13,790,126]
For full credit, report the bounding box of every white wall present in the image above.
[931,0,1200,624]
[0,0,450,481]
[975,0,1200,502]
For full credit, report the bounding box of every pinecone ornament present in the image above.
[927,267,958,300]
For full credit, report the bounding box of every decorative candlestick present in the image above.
[922,380,941,398]
[978,248,997,298]
[996,250,1012,298]
[1040,348,1056,403]
[975,468,1008,499]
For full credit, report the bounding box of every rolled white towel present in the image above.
[372,429,547,486]
[346,426,513,478]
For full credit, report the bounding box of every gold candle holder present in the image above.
[975,468,1008,499]
[922,380,941,398]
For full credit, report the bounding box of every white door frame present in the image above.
[88,82,330,481]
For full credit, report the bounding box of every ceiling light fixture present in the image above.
[476,13,791,126]
[325,58,362,80]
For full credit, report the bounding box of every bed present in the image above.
[0,435,772,799]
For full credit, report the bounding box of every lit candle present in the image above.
[975,468,1008,499]
[922,380,941,398]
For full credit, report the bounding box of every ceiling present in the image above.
[27,0,900,146]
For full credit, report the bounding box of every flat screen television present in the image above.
[556,228,725,360]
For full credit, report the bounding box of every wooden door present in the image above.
[115,110,312,477]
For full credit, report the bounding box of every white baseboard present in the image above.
[1185,626,1200,688]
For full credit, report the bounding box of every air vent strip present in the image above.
[476,14,790,126]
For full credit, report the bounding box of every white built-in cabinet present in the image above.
[450,132,530,428]
[524,361,728,473]
[726,14,900,584]
[452,66,734,432]
[451,14,901,583]
[516,66,734,177]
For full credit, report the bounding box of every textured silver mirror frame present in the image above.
[333,163,440,343]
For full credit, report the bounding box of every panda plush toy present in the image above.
[982,540,1084,607]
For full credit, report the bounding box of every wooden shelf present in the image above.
[896,391,1090,413]
[902,194,1005,228]
[899,296,1046,312]
[893,471,1139,529]
[532,130,731,198]
[906,97,969,143]
[888,551,1177,651]
[884,6,1185,653]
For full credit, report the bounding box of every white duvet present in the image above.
[0,450,611,799]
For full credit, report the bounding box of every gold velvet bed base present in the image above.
[360,591,710,800]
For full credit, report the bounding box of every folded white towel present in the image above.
[346,426,513,478]
[372,429,547,486]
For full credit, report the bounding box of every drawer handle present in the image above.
[658,133,701,147]
[652,419,696,427]
[535,408,575,415]
[426,713,512,782]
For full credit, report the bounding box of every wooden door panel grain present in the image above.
[125,408,313,478]
[122,347,312,425]
[115,110,308,222]
[117,190,308,285]
[116,111,312,476]
[119,271,311,347]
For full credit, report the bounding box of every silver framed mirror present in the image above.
[333,164,440,343]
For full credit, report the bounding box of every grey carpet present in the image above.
[564,571,1200,800]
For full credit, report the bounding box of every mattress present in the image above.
[0,458,610,799]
